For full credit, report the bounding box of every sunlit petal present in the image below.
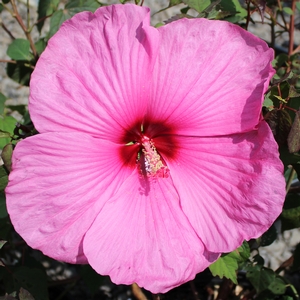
[149,18,274,136]
[84,172,218,293]
[6,132,133,262]
[166,121,285,252]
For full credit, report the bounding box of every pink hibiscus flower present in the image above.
[6,3,285,293]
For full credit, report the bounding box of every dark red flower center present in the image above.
[119,119,179,178]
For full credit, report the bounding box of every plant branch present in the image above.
[1,22,16,40]
[286,167,296,193]
[0,59,17,64]
[31,13,53,30]
[292,44,300,54]
[10,0,38,59]
[0,59,35,69]
[0,257,13,274]
[270,21,275,49]
[47,275,81,287]
[1,2,14,15]
[288,0,296,56]
[189,281,201,300]
[26,0,30,30]
[245,0,251,31]
[132,283,147,300]
[216,278,234,300]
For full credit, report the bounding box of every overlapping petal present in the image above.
[6,132,135,263]
[5,3,286,294]
[83,172,219,293]
[29,4,159,141]
[148,18,274,136]
[165,121,285,252]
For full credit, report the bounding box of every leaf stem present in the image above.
[10,0,38,59]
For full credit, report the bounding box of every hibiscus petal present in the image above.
[83,172,219,293]
[6,132,134,263]
[149,18,274,136]
[30,4,159,141]
[165,121,285,252]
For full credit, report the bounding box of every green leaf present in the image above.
[48,10,71,39]
[4,267,49,300]
[0,168,8,217]
[246,265,286,295]
[0,216,11,239]
[289,86,300,98]
[265,109,292,146]
[182,0,211,12]
[0,165,8,191]
[169,0,183,6]
[65,0,101,14]
[293,163,300,182]
[283,192,300,210]
[268,277,287,295]
[272,53,289,68]
[253,254,265,266]
[0,240,7,250]
[263,92,273,109]
[19,288,35,300]
[34,39,47,56]
[0,116,16,149]
[0,131,11,139]
[291,243,300,272]
[280,146,300,170]
[236,241,250,261]
[209,253,238,284]
[280,193,300,231]
[6,105,27,117]
[6,63,32,86]
[7,39,31,61]
[0,192,8,219]
[0,93,7,116]
[205,7,231,19]
[288,110,300,153]
[260,223,277,246]
[0,295,17,300]
[219,0,247,22]
[37,0,59,32]
[283,7,293,15]
[2,143,13,173]
[255,290,286,300]
[296,2,300,11]
[209,241,250,284]
[48,0,101,38]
